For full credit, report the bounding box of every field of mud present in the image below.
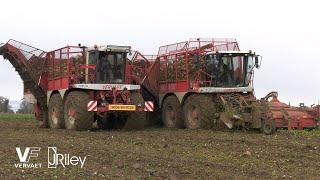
[0,117,319,179]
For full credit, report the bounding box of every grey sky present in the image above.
[0,0,319,105]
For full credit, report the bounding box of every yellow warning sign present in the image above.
[108,105,136,111]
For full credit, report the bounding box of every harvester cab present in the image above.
[193,50,265,132]
[86,45,131,84]
[201,51,261,88]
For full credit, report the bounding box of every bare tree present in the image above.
[17,100,33,114]
[0,96,13,113]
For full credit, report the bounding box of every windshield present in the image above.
[203,53,255,87]
[88,51,126,83]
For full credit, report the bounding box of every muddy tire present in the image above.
[48,93,64,129]
[261,120,276,135]
[162,96,184,128]
[64,91,94,131]
[183,94,217,129]
[123,92,146,130]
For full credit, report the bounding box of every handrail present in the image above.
[158,38,239,56]
[7,39,45,54]
[7,39,46,60]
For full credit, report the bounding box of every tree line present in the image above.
[0,96,33,114]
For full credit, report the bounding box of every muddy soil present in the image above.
[0,119,319,179]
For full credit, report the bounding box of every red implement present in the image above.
[264,92,318,130]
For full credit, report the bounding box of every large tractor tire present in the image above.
[162,95,184,128]
[64,91,94,131]
[123,92,147,130]
[183,94,217,129]
[260,119,276,135]
[48,93,64,129]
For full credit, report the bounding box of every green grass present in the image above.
[0,113,35,120]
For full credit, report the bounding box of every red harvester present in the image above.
[0,40,155,130]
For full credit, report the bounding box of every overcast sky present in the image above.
[0,0,319,105]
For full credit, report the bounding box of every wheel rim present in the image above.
[264,123,272,133]
[187,105,199,128]
[51,107,59,126]
[67,108,76,128]
[48,94,64,129]
[165,106,176,126]
[191,107,199,119]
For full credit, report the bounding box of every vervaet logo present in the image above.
[15,147,42,168]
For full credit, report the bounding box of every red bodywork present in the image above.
[46,46,85,91]
[45,47,151,91]
[267,97,318,129]
[156,38,240,94]
[0,40,155,116]
[45,47,154,112]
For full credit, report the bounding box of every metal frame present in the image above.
[157,38,244,94]
[7,39,46,60]
[46,46,86,91]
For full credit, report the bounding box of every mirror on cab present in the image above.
[255,55,261,69]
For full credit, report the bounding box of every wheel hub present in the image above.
[68,109,76,125]
[191,107,199,119]
[51,108,59,125]
[264,124,272,132]
[186,105,200,128]
[165,106,176,126]
[168,110,176,119]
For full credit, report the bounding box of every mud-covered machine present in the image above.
[139,38,279,133]
[0,40,155,130]
[139,38,318,134]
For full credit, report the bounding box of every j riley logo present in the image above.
[48,147,86,168]
[15,147,86,169]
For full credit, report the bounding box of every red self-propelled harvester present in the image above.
[140,38,270,132]
[139,38,318,134]
[0,40,155,130]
